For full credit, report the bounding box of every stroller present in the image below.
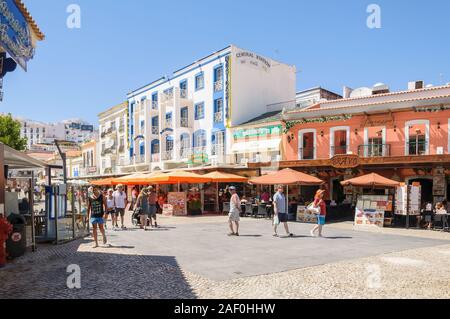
[131,208,150,227]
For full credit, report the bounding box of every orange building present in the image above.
[254,83,450,205]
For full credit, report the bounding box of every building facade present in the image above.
[122,45,296,172]
[276,82,450,204]
[79,139,99,178]
[98,102,128,175]
[15,117,96,150]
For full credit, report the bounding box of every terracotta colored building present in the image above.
[267,83,450,205]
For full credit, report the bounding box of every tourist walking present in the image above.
[104,188,116,230]
[87,186,108,248]
[113,184,128,229]
[273,185,293,237]
[136,187,150,231]
[227,186,241,236]
[148,186,158,228]
[310,189,327,237]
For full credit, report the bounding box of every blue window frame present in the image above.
[214,65,223,82]
[151,116,159,127]
[140,143,145,155]
[195,72,204,91]
[166,112,172,121]
[180,107,188,119]
[130,125,134,136]
[140,120,145,129]
[195,102,205,120]
[214,98,223,113]
[151,92,158,109]
[151,140,160,154]
[180,79,188,97]
[130,147,134,157]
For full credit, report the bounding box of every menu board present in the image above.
[167,192,187,216]
[395,185,421,216]
[354,195,390,228]
[296,206,317,223]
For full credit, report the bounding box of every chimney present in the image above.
[343,86,353,99]
[408,80,424,91]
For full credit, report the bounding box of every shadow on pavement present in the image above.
[0,239,197,299]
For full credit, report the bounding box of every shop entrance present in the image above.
[331,178,345,204]
[408,178,433,205]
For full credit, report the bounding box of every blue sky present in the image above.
[3,0,450,124]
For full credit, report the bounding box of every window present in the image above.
[195,73,204,91]
[214,98,223,123]
[214,66,224,92]
[166,136,174,151]
[151,140,160,154]
[140,143,145,155]
[180,80,188,98]
[298,129,316,160]
[405,120,429,155]
[180,107,189,127]
[330,127,350,157]
[151,93,158,109]
[140,120,145,129]
[195,102,205,120]
[111,121,116,130]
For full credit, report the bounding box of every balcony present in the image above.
[214,80,223,92]
[152,101,158,110]
[151,153,160,163]
[165,119,173,129]
[180,117,190,128]
[298,147,315,160]
[101,145,116,156]
[406,141,428,156]
[211,144,225,156]
[180,89,188,99]
[134,155,146,164]
[151,126,159,135]
[358,144,391,157]
[214,112,223,123]
[331,145,348,157]
[179,147,192,159]
[101,127,116,138]
[161,150,174,161]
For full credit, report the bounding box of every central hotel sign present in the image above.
[235,50,271,72]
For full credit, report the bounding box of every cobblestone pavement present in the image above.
[0,216,449,299]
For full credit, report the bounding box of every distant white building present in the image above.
[98,102,128,175]
[14,116,97,150]
[122,45,296,172]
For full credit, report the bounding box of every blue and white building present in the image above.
[121,45,296,172]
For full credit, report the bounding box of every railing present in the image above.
[298,147,315,160]
[179,147,192,159]
[214,80,223,92]
[151,126,159,135]
[331,145,348,156]
[180,117,189,128]
[211,144,225,156]
[214,112,223,123]
[134,155,146,164]
[101,146,116,156]
[162,91,174,102]
[358,144,391,157]
[406,141,428,156]
[165,119,173,129]
[151,101,158,110]
[101,127,115,138]
[161,150,174,161]
[180,89,188,99]
[151,153,160,162]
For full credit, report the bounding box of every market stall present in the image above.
[341,173,399,229]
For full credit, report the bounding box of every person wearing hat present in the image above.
[113,184,128,230]
[227,186,241,236]
[310,189,327,237]
[273,185,293,237]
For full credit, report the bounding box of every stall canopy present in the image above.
[145,170,213,185]
[3,143,48,169]
[114,171,162,185]
[340,173,400,188]
[249,168,324,185]
[91,177,116,186]
[202,171,248,183]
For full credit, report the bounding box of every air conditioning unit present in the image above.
[437,147,444,155]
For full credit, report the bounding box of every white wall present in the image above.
[229,45,296,126]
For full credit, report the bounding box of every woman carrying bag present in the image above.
[309,189,327,237]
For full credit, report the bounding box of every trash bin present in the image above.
[6,214,27,258]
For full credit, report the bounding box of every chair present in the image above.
[223,202,230,214]
[245,204,253,217]
[256,204,267,218]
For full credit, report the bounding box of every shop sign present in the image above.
[225,55,231,128]
[88,166,97,173]
[433,175,445,196]
[167,192,187,216]
[361,113,395,128]
[0,0,34,70]
[331,154,360,169]
[235,50,271,73]
[233,125,281,140]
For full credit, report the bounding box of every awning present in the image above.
[143,170,212,184]
[231,138,281,153]
[249,168,324,186]
[2,143,49,169]
[341,173,400,188]
[202,171,248,183]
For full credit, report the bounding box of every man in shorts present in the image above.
[113,184,128,229]
[227,186,241,236]
[273,185,293,238]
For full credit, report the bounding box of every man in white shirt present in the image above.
[113,184,128,229]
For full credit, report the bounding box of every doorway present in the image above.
[408,178,433,205]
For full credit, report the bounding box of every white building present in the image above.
[122,45,296,172]
[98,102,128,175]
[14,117,96,150]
